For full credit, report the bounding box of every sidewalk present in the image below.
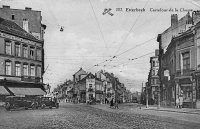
[142,105,200,115]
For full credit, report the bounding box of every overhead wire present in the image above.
[88,0,108,50]
[114,0,150,55]
[86,36,156,71]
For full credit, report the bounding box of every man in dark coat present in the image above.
[110,98,114,108]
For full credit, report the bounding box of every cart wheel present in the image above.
[32,105,36,110]
[41,104,45,109]
[5,103,10,111]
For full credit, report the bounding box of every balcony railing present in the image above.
[21,76,41,83]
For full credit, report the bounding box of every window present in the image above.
[156,60,159,66]
[30,47,34,59]
[23,19,29,32]
[152,70,155,76]
[23,64,28,76]
[182,52,190,70]
[155,69,158,76]
[11,15,15,20]
[36,66,41,77]
[5,61,11,75]
[23,45,28,58]
[5,41,11,55]
[152,61,155,67]
[15,63,21,76]
[15,43,20,57]
[30,65,35,76]
[36,48,42,60]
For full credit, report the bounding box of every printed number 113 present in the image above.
[116,8,123,11]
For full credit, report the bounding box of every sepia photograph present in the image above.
[0,0,200,128]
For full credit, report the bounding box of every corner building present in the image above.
[0,16,45,101]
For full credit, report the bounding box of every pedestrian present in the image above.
[179,95,183,109]
[176,98,179,108]
[110,98,114,108]
[114,100,119,109]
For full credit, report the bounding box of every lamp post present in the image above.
[145,82,149,108]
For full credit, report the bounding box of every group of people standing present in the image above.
[176,95,183,109]
[109,98,119,109]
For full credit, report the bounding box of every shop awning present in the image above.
[0,86,10,95]
[8,87,46,96]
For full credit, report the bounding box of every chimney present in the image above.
[2,5,10,9]
[155,49,159,57]
[25,7,32,10]
[171,14,178,27]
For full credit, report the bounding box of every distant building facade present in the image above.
[147,50,159,104]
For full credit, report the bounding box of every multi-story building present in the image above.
[147,50,159,104]
[73,67,87,102]
[96,70,107,103]
[104,72,117,101]
[157,11,200,108]
[74,72,103,103]
[0,16,46,101]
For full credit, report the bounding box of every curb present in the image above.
[143,108,200,115]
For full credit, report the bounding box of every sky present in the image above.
[0,0,200,92]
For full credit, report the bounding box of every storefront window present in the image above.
[181,85,192,102]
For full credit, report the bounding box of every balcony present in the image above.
[21,76,41,83]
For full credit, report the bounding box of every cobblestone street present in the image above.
[0,103,200,129]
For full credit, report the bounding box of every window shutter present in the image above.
[176,51,180,70]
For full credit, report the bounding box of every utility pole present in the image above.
[145,82,149,108]
[157,83,160,109]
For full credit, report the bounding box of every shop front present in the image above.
[0,79,46,98]
[177,77,195,108]
[196,73,200,108]
[80,91,86,103]
[95,90,103,103]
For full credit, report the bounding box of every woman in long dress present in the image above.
[176,98,179,108]
[179,96,183,109]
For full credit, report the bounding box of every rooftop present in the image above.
[0,17,43,43]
